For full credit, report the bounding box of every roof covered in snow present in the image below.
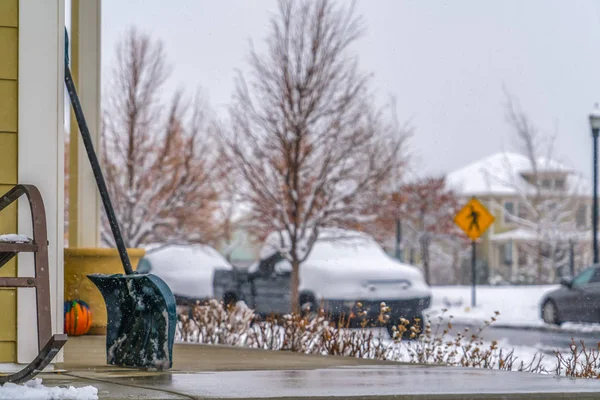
[446,152,591,197]
[490,227,592,243]
[489,228,537,242]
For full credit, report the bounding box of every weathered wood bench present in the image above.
[0,184,67,384]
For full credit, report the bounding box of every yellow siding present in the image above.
[0,290,16,341]
[0,28,17,79]
[0,184,17,279]
[0,185,17,231]
[0,81,17,132]
[0,1,17,27]
[0,134,17,183]
[0,0,18,363]
[0,343,15,363]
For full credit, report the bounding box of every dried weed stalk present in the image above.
[177,301,600,378]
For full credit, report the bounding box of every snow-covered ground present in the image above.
[0,379,97,400]
[428,285,600,332]
[428,285,557,327]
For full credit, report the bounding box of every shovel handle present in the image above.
[64,29,134,275]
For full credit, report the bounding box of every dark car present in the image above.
[540,265,600,325]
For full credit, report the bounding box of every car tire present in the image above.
[300,293,317,313]
[223,292,238,309]
[386,311,424,340]
[299,292,318,319]
[542,299,561,325]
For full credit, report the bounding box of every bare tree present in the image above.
[212,146,245,261]
[379,177,460,284]
[221,0,407,312]
[102,28,219,248]
[491,91,590,284]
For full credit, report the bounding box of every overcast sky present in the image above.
[99,0,600,180]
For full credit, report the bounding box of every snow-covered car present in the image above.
[213,229,431,337]
[137,244,233,305]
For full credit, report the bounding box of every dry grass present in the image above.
[177,300,600,378]
[554,339,600,378]
[389,310,547,374]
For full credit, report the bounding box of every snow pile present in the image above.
[0,234,31,243]
[143,244,233,299]
[428,285,559,327]
[0,379,98,400]
[559,322,600,333]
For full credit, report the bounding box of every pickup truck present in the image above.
[213,230,431,337]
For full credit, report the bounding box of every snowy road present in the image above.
[426,285,600,354]
[429,321,600,355]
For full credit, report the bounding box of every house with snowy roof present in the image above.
[446,151,593,284]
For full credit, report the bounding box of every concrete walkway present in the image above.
[32,336,600,399]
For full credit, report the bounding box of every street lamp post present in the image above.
[569,238,575,277]
[589,105,600,264]
[395,219,403,261]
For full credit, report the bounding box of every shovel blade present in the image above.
[87,273,176,370]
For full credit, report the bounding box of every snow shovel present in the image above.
[64,30,176,370]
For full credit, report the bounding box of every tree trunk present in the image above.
[291,259,301,314]
[420,235,430,285]
[536,241,543,285]
[549,243,557,283]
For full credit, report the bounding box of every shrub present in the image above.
[554,339,600,378]
[177,300,598,378]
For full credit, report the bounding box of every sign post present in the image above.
[471,240,476,307]
[454,197,495,308]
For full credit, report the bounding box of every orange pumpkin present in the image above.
[64,300,92,336]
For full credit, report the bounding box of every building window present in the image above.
[541,179,552,189]
[504,201,514,223]
[555,178,565,190]
[576,204,587,228]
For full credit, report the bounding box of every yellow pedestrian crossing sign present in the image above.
[454,197,495,241]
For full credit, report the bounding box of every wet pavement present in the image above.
[30,336,600,399]
[59,364,600,399]
[38,373,187,400]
